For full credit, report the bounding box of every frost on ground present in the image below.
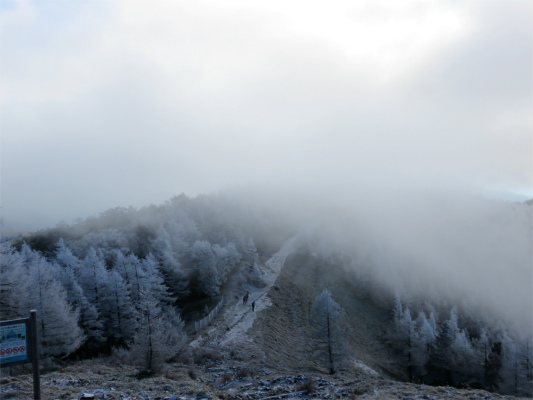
[215,236,299,347]
[352,360,379,377]
[1,361,531,400]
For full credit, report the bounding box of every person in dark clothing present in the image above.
[243,291,249,305]
[252,301,255,312]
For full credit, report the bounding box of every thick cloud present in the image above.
[1,0,531,229]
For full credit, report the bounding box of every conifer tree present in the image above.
[310,289,348,374]
[192,240,220,297]
[473,329,491,387]
[58,264,104,350]
[244,237,258,263]
[56,239,104,349]
[151,222,190,298]
[429,309,459,385]
[500,334,533,396]
[79,247,108,313]
[130,291,186,373]
[124,253,144,304]
[395,306,417,380]
[413,311,437,376]
[140,254,174,306]
[101,270,137,346]
[450,328,474,384]
[25,249,84,356]
[0,243,27,319]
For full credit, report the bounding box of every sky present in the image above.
[1,0,532,230]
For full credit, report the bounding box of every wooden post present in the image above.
[30,310,40,400]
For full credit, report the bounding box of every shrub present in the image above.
[221,372,233,383]
[176,347,194,365]
[109,347,134,366]
[187,367,198,380]
[235,367,255,379]
[298,376,316,394]
[194,347,221,364]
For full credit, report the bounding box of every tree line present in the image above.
[1,194,281,372]
[387,295,532,396]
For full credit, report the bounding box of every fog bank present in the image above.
[230,184,533,336]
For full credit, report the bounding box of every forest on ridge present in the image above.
[1,192,531,396]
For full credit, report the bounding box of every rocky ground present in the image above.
[1,359,531,400]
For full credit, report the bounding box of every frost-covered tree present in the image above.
[191,240,220,297]
[151,221,191,298]
[55,238,82,271]
[115,252,145,304]
[113,250,128,281]
[450,328,474,384]
[101,270,137,346]
[472,329,491,387]
[244,237,258,263]
[130,291,186,373]
[0,243,27,319]
[68,227,132,261]
[79,247,108,313]
[429,309,461,385]
[57,264,104,350]
[55,239,104,350]
[500,333,517,394]
[392,293,403,323]
[309,289,348,374]
[212,243,242,279]
[514,339,533,396]
[500,334,533,396]
[140,254,173,306]
[25,248,84,356]
[412,311,437,376]
[390,303,417,381]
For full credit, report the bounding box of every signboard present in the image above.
[0,319,30,366]
[0,311,40,399]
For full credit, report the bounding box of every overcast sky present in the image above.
[1,0,532,230]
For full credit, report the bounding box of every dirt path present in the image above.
[191,236,300,348]
[219,235,299,346]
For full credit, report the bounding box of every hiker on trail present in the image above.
[243,291,249,305]
[252,301,255,312]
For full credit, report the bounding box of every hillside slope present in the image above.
[192,238,392,378]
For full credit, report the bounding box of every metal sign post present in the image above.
[30,310,40,400]
[1,310,40,400]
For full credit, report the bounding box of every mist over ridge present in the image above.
[3,180,532,395]
[6,179,531,338]
[224,182,533,337]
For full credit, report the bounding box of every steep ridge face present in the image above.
[248,250,392,376]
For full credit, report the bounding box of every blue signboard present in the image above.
[0,318,31,367]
